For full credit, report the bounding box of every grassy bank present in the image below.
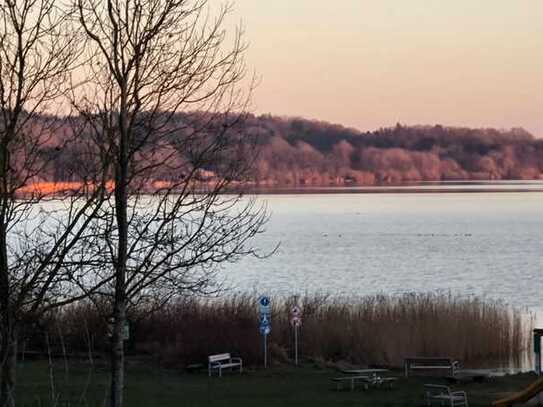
[14,360,539,407]
[34,293,531,369]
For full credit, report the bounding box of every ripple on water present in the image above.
[220,190,543,316]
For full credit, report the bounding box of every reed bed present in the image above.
[37,293,532,369]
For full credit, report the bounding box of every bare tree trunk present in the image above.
[110,95,129,407]
[0,208,15,407]
[0,327,17,407]
[110,301,125,407]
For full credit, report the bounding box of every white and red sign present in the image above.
[290,306,302,327]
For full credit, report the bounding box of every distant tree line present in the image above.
[35,115,543,187]
[248,117,543,186]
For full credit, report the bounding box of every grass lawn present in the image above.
[14,360,538,407]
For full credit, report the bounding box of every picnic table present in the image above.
[337,368,398,389]
[447,369,489,384]
[331,375,372,391]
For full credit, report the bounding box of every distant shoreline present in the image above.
[242,180,543,194]
[247,187,543,194]
[18,180,543,197]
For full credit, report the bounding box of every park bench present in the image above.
[208,353,243,377]
[404,357,459,377]
[424,384,469,407]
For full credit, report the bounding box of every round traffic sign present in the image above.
[291,306,301,317]
[290,315,302,327]
[259,315,271,327]
[259,296,271,315]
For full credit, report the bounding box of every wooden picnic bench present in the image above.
[332,369,399,391]
[331,375,370,391]
[446,370,488,384]
[373,377,398,389]
[404,357,459,378]
[208,353,243,377]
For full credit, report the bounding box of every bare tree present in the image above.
[0,2,111,406]
[73,1,267,406]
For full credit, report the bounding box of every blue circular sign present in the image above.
[259,315,271,327]
[260,296,270,306]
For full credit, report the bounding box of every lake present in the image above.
[220,182,543,316]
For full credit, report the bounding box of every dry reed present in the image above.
[33,293,532,369]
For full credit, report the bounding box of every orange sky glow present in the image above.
[233,0,543,136]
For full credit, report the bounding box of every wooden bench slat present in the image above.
[209,353,231,362]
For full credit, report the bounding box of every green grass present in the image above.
[14,360,538,407]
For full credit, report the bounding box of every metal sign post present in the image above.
[259,296,271,368]
[264,330,268,368]
[290,306,302,366]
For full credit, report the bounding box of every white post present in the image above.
[264,333,268,368]
[294,324,299,366]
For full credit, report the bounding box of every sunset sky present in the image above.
[234,1,543,136]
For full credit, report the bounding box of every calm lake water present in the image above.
[220,183,543,315]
